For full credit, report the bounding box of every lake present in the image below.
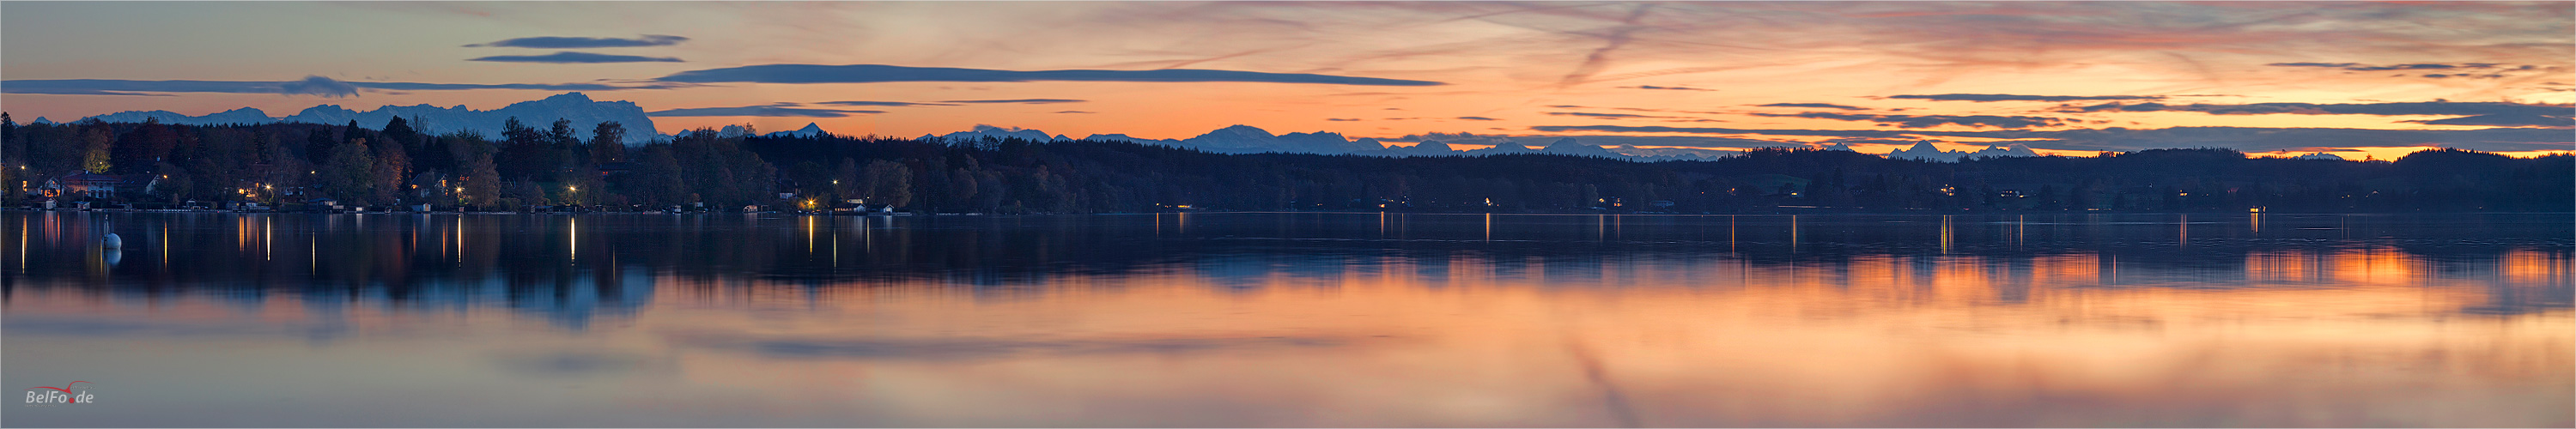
[3,211,2568,427]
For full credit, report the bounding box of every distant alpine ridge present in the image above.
[62,92,2065,161]
[905,124,1722,160]
[1879,141,2044,162]
[902,124,2052,162]
[68,93,660,145]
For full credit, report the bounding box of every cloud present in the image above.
[647,103,883,118]
[1547,112,1684,119]
[465,34,689,48]
[1456,117,1500,121]
[468,51,683,63]
[1890,94,2167,102]
[817,100,957,106]
[1528,124,2573,153]
[278,76,360,97]
[939,99,1086,104]
[354,82,674,91]
[2405,113,2575,128]
[1823,137,1940,146]
[2265,62,2360,68]
[1530,124,1913,138]
[2267,63,2545,78]
[3,76,659,96]
[653,63,1443,86]
[1390,131,1790,150]
[4,77,354,97]
[1757,102,1868,111]
[2346,63,2487,71]
[1621,85,1716,91]
[1327,118,1361,121]
[1752,112,2069,129]
[2057,100,2571,117]
[1054,111,1094,114]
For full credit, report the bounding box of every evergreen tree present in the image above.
[305,127,338,165]
[548,118,578,149]
[589,121,627,163]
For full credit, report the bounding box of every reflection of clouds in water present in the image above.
[491,351,652,377]
[3,212,2567,427]
[7,213,2567,346]
[662,329,1386,360]
[3,317,302,338]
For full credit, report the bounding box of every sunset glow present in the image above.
[3,2,2568,156]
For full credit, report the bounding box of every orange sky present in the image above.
[3,2,2569,157]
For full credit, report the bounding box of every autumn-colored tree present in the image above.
[456,138,503,207]
[860,160,913,208]
[319,138,377,204]
[371,137,411,204]
[79,122,113,173]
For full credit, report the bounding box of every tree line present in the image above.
[3,112,2567,214]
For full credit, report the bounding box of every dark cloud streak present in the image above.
[1531,124,2572,153]
[647,103,883,118]
[3,76,653,97]
[1752,112,2069,129]
[1891,94,2166,102]
[655,64,1442,86]
[1547,112,1680,119]
[2406,113,2574,128]
[465,34,689,48]
[468,51,683,63]
[817,100,957,106]
[1756,103,1867,111]
[1622,85,1714,91]
[2060,100,2572,117]
[939,99,1086,104]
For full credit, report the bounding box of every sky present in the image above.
[3,1,2571,160]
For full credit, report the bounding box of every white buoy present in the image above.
[100,233,122,249]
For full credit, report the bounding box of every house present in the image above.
[39,172,126,199]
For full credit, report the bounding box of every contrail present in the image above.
[1558,3,1657,88]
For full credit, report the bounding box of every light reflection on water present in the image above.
[2,211,2569,427]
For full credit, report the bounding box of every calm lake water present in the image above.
[3,211,2568,427]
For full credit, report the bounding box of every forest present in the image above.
[2,113,2567,214]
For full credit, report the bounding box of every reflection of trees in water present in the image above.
[4,212,2567,324]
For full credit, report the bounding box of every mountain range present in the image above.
[65,93,660,145]
[57,92,2064,161]
[900,124,1683,160]
[1884,141,2045,162]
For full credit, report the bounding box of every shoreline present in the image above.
[6,207,2570,217]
